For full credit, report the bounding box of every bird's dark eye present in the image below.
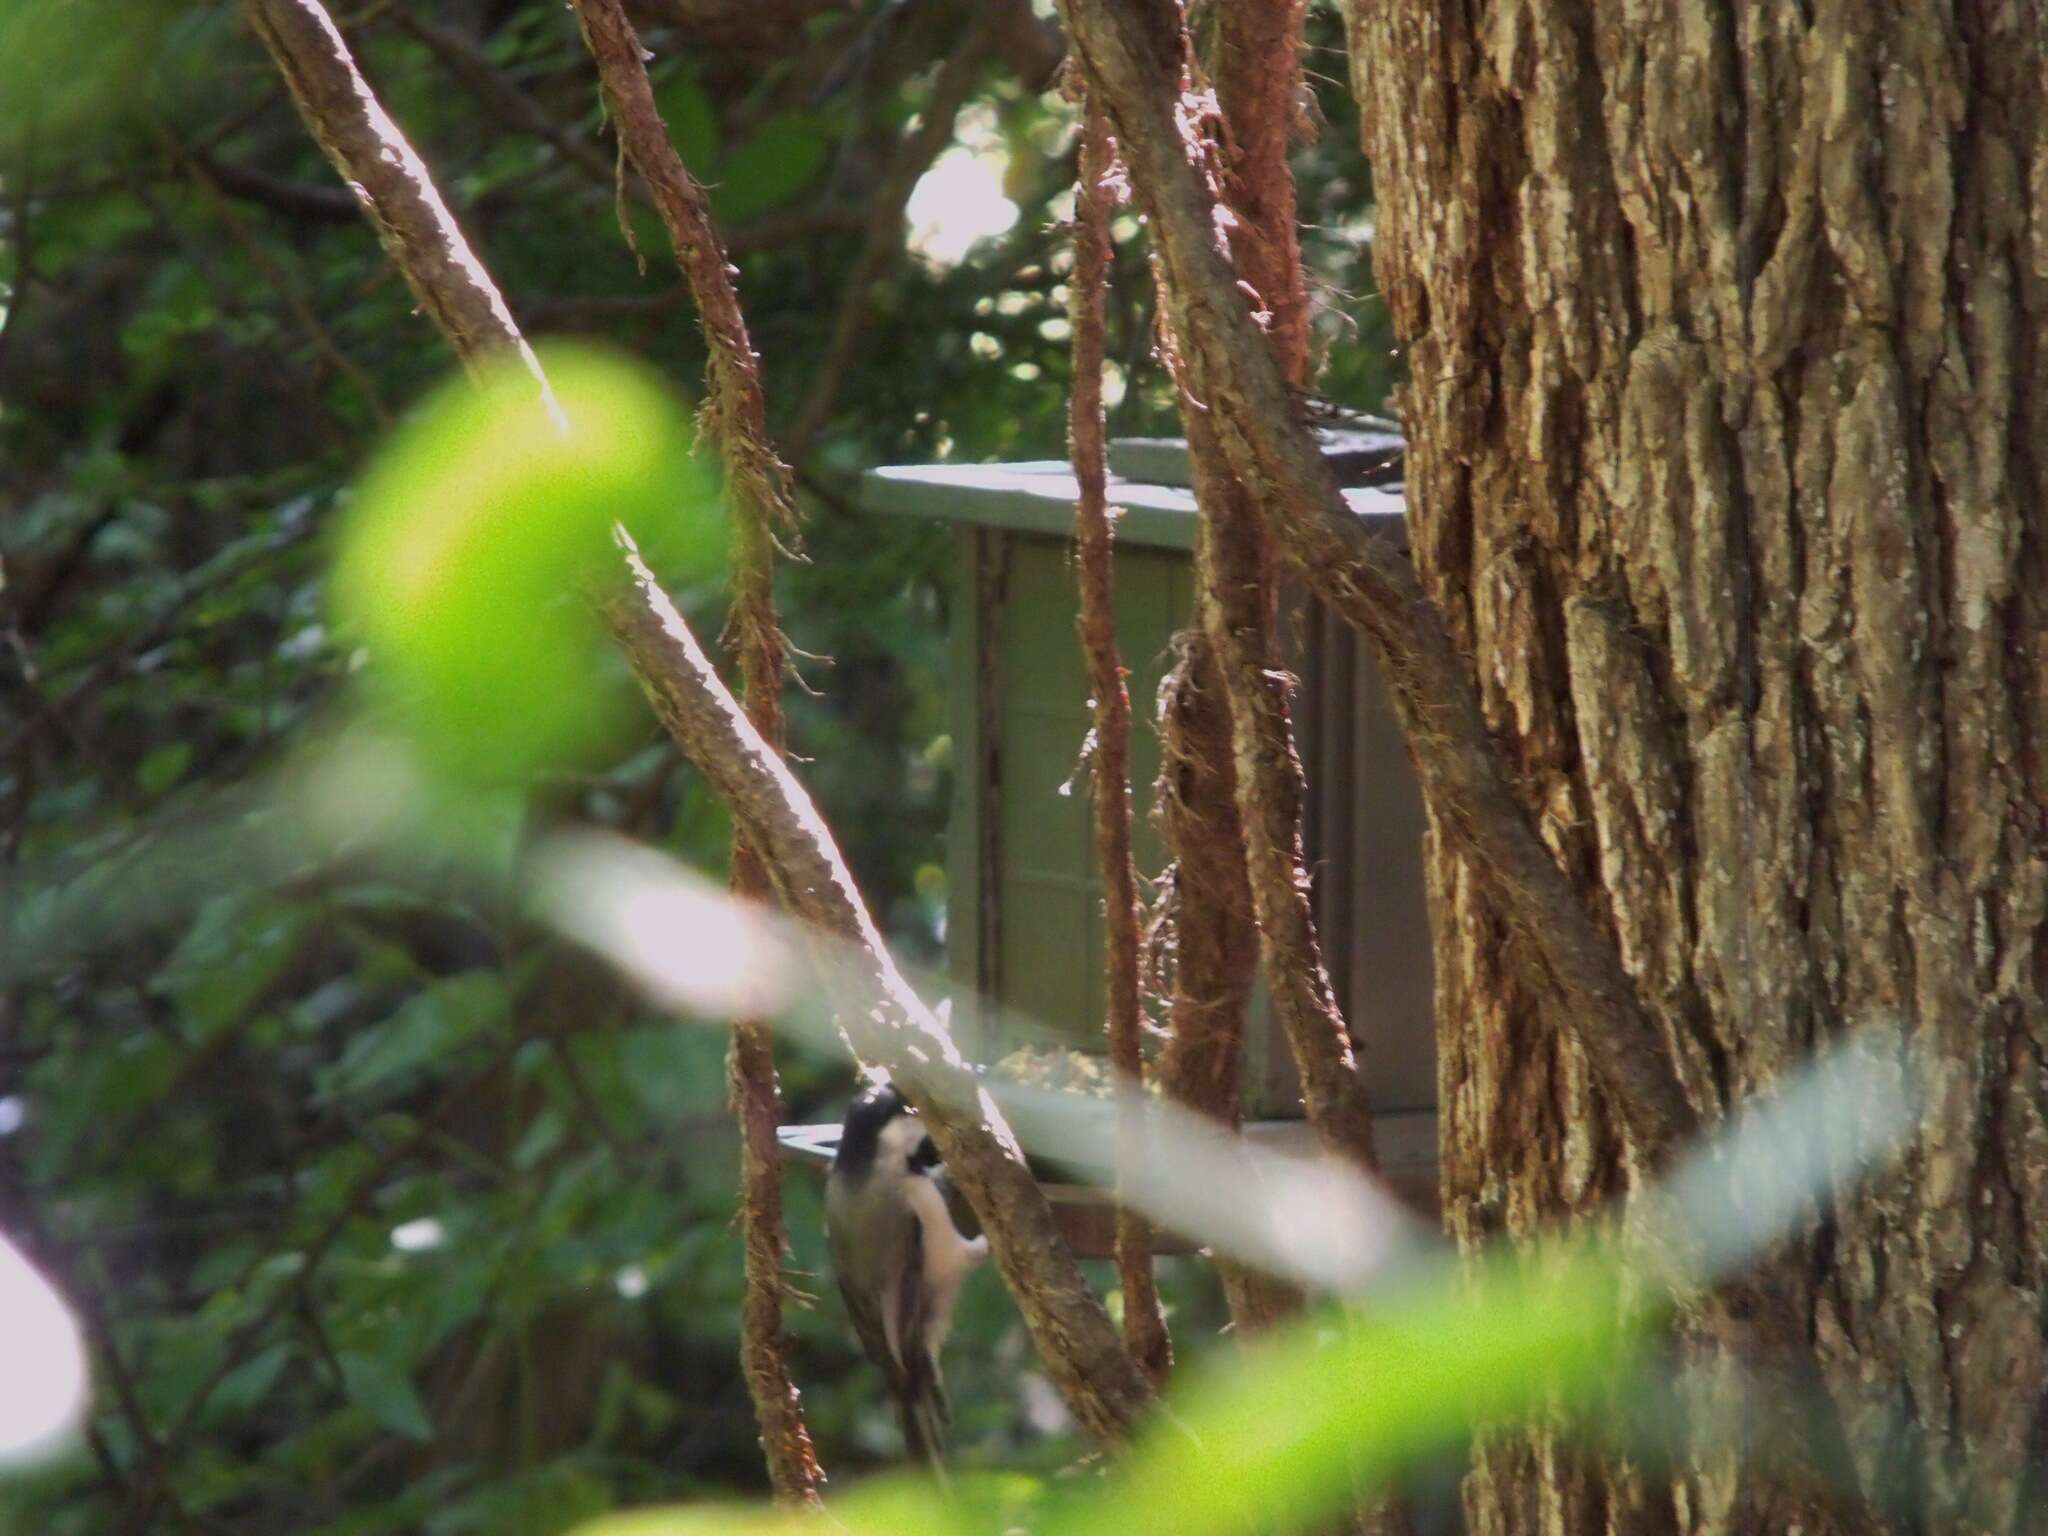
[909,1135,941,1172]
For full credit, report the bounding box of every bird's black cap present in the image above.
[833,1081,911,1174]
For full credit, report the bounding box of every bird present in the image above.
[824,1080,988,1470]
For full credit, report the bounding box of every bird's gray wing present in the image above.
[827,1174,919,1385]
[828,1167,948,1465]
[892,1216,946,1461]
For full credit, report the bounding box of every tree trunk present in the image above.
[1347,5,2048,1533]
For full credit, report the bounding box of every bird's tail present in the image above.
[897,1350,950,1479]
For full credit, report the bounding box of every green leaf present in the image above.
[710,114,828,225]
[654,68,718,169]
[318,970,507,1102]
[210,1343,292,1420]
[1064,1247,1642,1536]
[158,894,309,1042]
[338,1352,433,1442]
[511,1105,567,1171]
[136,741,193,795]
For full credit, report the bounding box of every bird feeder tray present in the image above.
[777,1112,1437,1261]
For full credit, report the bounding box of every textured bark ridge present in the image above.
[1152,635,1258,1125]
[1346,4,2048,1532]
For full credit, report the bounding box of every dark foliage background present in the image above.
[0,1,1390,1529]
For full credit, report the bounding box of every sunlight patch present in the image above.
[906,105,1018,269]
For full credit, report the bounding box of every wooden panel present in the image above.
[987,535,1186,1051]
[940,504,1436,1121]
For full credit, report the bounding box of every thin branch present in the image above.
[191,151,362,221]
[159,120,394,429]
[392,4,617,187]
[566,0,819,1499]
[523,209,872,325]
[1196,19,1419,1534]
[245,0,1154,1447]
[1151,637,1255,1126]
[1068,94,1169,1388]
[1058,0,1699,1163]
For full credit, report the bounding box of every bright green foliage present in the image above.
[331,345,721,783]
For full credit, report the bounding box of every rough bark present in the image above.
[1058,0,1698,1165]
[248,0,1155,1451]
[1213,1,1311,397]
[566,0,820,1501]
[1344,3,2048,1533]
[1150,637,1287,1335]
[1068,98,1171,1388]
[1183,21,1416,1536]
[1151,636,1256,1126]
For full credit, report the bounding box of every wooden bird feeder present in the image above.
[779,428,1439,1254]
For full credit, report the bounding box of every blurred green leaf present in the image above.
[710,115,827,225]
[577,1246,1643,1536]
[135,741,194,795]
[157,894,308,1040]
[1074,1248,1638,1536]
[210,1343,293,1421]
[329,343,722,785]
[339,1352,434,1442]
[654,69,719,169]
[318,970,507,1102]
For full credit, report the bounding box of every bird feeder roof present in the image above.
[860,428,1407,550]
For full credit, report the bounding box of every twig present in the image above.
[1068,93,1170,1388]
[191,151,361,221]
[242,0,543,380]
[596,553,1156,1445]
[392,4,616,187]
[158,119,394,428]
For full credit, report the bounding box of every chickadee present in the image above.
[825,1082,988,1467]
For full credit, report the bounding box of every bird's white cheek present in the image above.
[876,1114,926,1168]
